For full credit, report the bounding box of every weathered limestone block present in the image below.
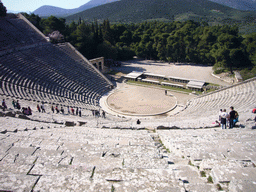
[65,121,75,126]
[18,114,30,120]
[78,121,87,126]
[5,111,15,117]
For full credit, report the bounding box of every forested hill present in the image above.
[22,12,256,79]
[65,0,256,24]
[210,0,256,11]
[33,0,119,17]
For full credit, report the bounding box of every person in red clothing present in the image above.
[37,104,41,112]
[71,107,74,115]
[55,105,59,113]
[253,107,256,127]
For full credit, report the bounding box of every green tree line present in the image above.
[22,13,256,79]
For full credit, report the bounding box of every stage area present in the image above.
[106,85,177,116]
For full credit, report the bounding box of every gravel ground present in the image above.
[115,59,232,86]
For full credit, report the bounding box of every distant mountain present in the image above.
[33,0,119,17]
[210,0,256,11]
[7,10,23,14]
[33,5,73,17]
[65,0,256,24]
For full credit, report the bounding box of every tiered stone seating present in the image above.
[1,43,112,108]
[57,43,84,62]
[0,28,17,49]
[0,16,46,51]
[1,110,255,191]
[1,15,113,109]
[7,17,45,43]
[0,115,197,191]
[157,127,256,191]
[180,78,256,117]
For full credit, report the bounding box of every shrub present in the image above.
[207,175,213,183]
[214,68,225,74]
[188,160,194,166]
[200,171,206,177]
[111,185,115,192]
[216,183,223,190]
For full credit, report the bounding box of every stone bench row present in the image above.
[7,18,45,42]
[0,19,44,51]
[0,54,102,107]
[0,68,95,107]
[31,45,103,81]
[182,80,256,116]
[0,30,19,51]
[0,80,95,108]
[3,44,109,96]
[56,44,84,62]
[157,128,256,189]
[22,45,110,96]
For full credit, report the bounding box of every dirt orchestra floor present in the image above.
[107,85,177,116]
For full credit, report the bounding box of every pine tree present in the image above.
[102,19,113,43]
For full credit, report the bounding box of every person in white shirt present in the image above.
[219,109,222,121]
[220,109,228,129]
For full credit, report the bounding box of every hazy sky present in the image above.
[2,0,91,13]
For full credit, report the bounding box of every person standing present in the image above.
[219,109,222,121]
[76,107,79,116]
[16,100,21,110]
[51,105,54,113]
[252,107,256,127]
[102,110,106,118]
[55,105,59,113]
[220,109,228,129]
[27,106,32,115]
[79,108,82,117]
[12,99,16,109]
[60,106,64,114]
[37,104,41,112]
[2,99,7,111]
[41,103,46,113]
[229,106,237,129]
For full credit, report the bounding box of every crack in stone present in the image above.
[31,175,42,192]
[14,153,19,163]
[58,156,67,164]
[31,147,40,156]
[6,143,14,153]
[0,152,9,161]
